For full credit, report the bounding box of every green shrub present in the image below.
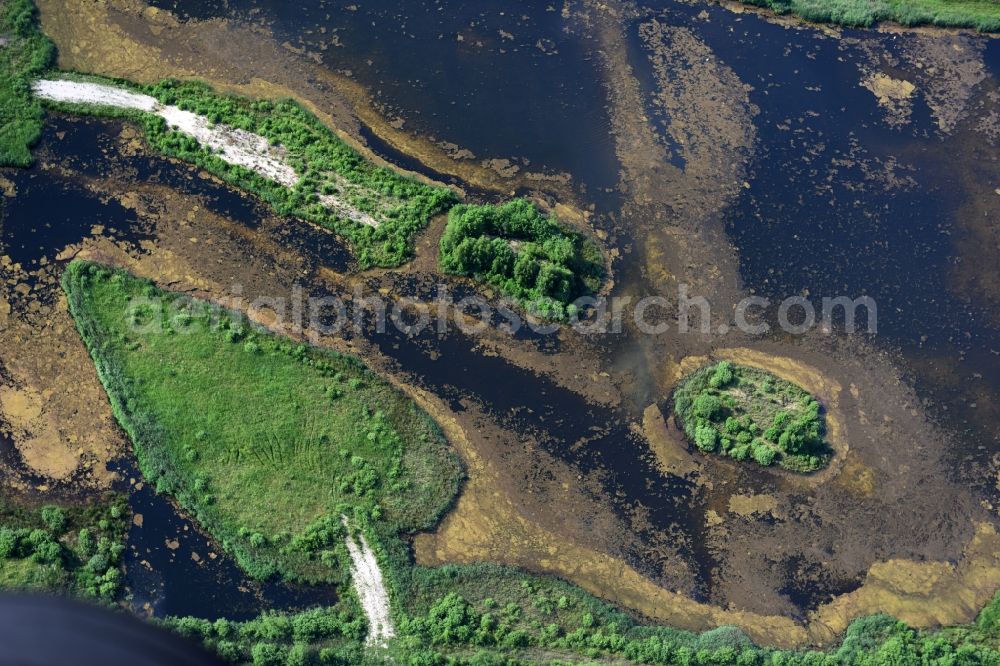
[40,506,66,533]
[439,200,604,320]
[0,528,17,558]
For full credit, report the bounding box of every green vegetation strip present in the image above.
[39,75,457,267]
[439,200,605,320]
[167,560,1000,665]
[0,0,54,166]
[0,491,127,601]
[739,0,1000,32]
[63,261,461,583]
[673,361,831,472]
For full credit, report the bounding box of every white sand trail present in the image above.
[342,517,395,646]
[34,79,380,226]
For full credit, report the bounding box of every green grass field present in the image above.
[0,0,54,166]
[63,261,462,583]
[740,0,1000,31]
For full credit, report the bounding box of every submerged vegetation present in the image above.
[38,75,457,267]
[673,361,831,472]
[63,261,461,583]
[439,200,605,320]
[0,0,53,166]
[0,491,127,601]
[739,0,1000,32]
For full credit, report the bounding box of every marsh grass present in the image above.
[63,261,462,583]
[742,0,1000,32]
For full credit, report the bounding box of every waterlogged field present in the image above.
[4,0,1000,663]
[63,261,461,583]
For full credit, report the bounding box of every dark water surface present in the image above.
[112,458,336,621]
[147,0,622,196]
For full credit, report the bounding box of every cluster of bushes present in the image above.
[439,200,605,320]
[166,542,1000,666]
[164,605,367,665]
[0,0,54,166]
[384,560,1000,666]
[673,361,830,472]
[0,493,128,601]
[740,0,1000,32]
[40,74,457,267]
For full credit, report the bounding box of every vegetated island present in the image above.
[738,0,1000,32]
[32,75,457,267]
[439,199,606,320]
[62,261,462,585]
[673,361,832,472]
[0,0,53,166]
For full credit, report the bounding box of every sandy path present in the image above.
[342,517,395,646]
[33,79,379,226]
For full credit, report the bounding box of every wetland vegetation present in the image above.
[62,261,462,583]
[739,0,1000,32]
[5,0,1000,663]
[673,362,831,472]
[0,0,53,166]
[439,200,605,320]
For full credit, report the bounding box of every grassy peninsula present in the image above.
[739,0,1000,32]
[439,199,605,320]
[0,0,53,166]
[63,261,462,583]
[673,361,831,472]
